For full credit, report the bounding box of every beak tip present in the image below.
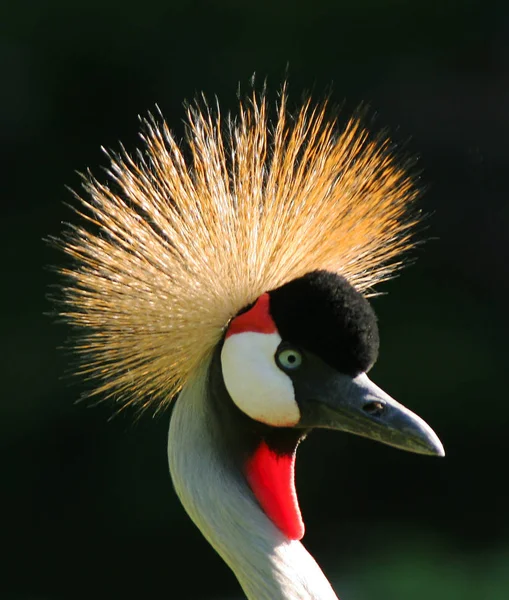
[423,431,445,458]
[435,443,446,458]
[400,417,445,458]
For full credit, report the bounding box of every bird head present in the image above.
[220,269,443,540]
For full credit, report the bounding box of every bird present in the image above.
[56,84,444,600]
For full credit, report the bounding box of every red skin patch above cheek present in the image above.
[226,293,277,338]
[245,440,305,541]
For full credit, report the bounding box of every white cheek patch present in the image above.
[220,332,300,427]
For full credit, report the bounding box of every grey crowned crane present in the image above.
[57,87,444,600]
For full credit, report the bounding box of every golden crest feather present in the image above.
[58,86,419,412]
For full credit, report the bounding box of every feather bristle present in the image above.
[57,87,419,411]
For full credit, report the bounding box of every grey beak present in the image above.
[299,371,444,457]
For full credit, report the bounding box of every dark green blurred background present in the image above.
[2,1,509,598]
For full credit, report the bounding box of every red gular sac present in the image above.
[245,440,304,541]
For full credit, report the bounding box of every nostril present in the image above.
[362,401,385,417]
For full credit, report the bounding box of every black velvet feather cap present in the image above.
[268,270,379,376]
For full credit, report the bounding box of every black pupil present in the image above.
[287,353,296,363]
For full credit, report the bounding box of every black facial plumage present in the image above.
[268,270,379,376]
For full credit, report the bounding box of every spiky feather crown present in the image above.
[58,86,419,412]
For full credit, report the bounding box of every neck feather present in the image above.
[168,360,339,600]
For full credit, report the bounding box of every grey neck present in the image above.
[168,362,339,600]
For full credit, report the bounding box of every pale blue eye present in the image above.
[277,347,303,370]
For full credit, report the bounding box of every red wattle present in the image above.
[245,440,304,541]
[226,293,277,338]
